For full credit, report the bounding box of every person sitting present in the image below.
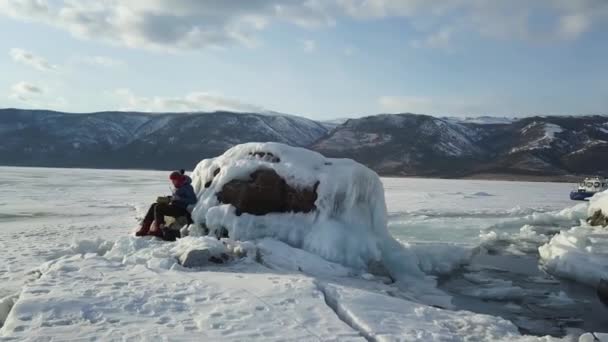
[135,170,197,239]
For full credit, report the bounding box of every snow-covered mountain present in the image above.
[312,114,608,177]
[1,109,607,177]
[0,109,329,169]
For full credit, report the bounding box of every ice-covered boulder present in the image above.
[189,143,389,270]
[189,143,448,306]
[588,190,608,227]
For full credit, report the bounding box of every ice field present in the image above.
[0,166,607,341]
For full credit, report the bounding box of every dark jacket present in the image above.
[172,176,197,209]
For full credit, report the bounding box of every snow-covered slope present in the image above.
[510,122,565,153]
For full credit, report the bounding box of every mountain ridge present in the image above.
[1,108,606,178]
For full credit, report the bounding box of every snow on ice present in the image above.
[1,151,607,341]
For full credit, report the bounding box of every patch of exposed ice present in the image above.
[317,282,543,342]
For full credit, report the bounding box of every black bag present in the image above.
[161,228,180,242]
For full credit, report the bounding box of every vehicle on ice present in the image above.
[570,176,608,201]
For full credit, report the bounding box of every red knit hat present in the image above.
[169,171,182,180]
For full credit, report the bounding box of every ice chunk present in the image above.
[172,237,232,267]
[539,225,608,287]
[317,282,526,341]
[255,238,355,278]
[404,241,475,275]
[0,294,18,327]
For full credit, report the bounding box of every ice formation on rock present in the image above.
[189,143,448,305]
[588,190,608,227]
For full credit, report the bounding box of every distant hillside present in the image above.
[1,108,607,179]
[0,109,328,169]
[312,113,608,178]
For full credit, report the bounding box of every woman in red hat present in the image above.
[135,169,197,239]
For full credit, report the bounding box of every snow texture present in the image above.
[1,246,363,341]
[0,166,602,341]
[0,235,573,342]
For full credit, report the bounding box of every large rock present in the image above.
[588,191,608,227]
[179,249,232,268]
[588,210,608,227]
[217,168,318,216]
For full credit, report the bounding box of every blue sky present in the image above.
[0,0,607,120]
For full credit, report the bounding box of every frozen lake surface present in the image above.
[0,167,606,340]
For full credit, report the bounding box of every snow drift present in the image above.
[189,143,449,305]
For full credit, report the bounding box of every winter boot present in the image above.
[135,219,153,237]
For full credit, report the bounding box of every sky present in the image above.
[0,0,607,120]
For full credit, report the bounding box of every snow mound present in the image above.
[189,143,449,306]
[588,190,608,226]
[539,225,608,287]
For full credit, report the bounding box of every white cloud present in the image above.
[342,0,608,42]
[0,0,336,52]
[558,14,591,40]
[411,27,453,50]
[115,89,265,113]
[9,48,56,71]
[75,55,125,68]
[1,1,605,53]
[302,39,316,53]
[9,81,44,102]
[8,81,68,109]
